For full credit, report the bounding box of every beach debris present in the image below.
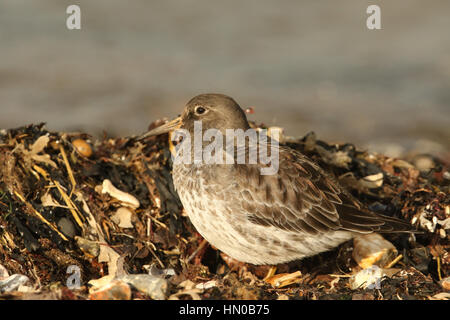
[0,264,9,280]
[265,271,302,288]
[349,266,401,290]
[0,123,448,300]
[353,233,398,269]
[144,264,176,278]
[358,172,384,189]
[88,280,131,300]
[75,236,100,257]
[98,179,140,209]
[440,276,450,291]
[111,207,134,229]
[72,139,93,158]
[0,274,31,293]
[120,274,168,300]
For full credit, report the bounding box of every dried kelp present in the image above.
[0,123,448,300]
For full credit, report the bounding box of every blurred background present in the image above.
[0,0,449,156]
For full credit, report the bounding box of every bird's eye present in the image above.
[195,106,207,115]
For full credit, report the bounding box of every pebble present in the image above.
[358,172,384,189]
[75,236,100,257]
[412,154,435,172]
[111,207,134,229]
[57,217,76,238]
[88,280,131,300]
[0,274,30,293]
[72,139,93,158]
[429,292,450,300]
[144,264,176,278]
[350,266,384,290]
[440,277,450,291]
[353,233,398,269]
[443,171,450,181]
[120,274,168,300]
[88,275,115,292]
[0,264,9,280]
[195,280,217,290]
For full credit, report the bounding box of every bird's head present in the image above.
[138,93,250,139]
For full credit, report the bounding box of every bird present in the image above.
[138,93,413,265]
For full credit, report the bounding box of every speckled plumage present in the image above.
[141,93,413,265]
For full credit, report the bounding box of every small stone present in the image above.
[443,172,450,181]
[358,173,384,189]
[0,264,9,280]
[0,274,30,293]
[429,292,450,300]
[75,236,100,257]
[72,139,93,158]
[88,275,115,292]
[412,154,435,172]
[438,217,450,229]
[111,207,134,229]
[350,266,384,290]
[353,233,397,268]
[408,247,431,273]
[88,280,131,300]
[440,277,450,291]
[57,217,76,238]
[120,274,168,300]
[195,280,217,290]
[145,264,176,278]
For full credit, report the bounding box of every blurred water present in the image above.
[0,0,449,153]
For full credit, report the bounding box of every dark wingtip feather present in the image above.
[337,203,419,234]
[375,213,422,234]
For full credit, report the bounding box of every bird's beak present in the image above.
[138,116,182,140]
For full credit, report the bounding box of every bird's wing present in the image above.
[231,145,412,235]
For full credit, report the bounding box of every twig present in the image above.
[329,274,352,278]
[13,190,68,241]
[137,240,165,268]
[437,256,442,281]
[32,164,49,180]
[187,239,208,264]
[272,271,303,288]
[54,180,85,228]
[59,144,76,195]
[149,216,169,230]
[263,266,277,281]
[385,254,403,269]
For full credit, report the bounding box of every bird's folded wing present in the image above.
[232,146,413,235]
